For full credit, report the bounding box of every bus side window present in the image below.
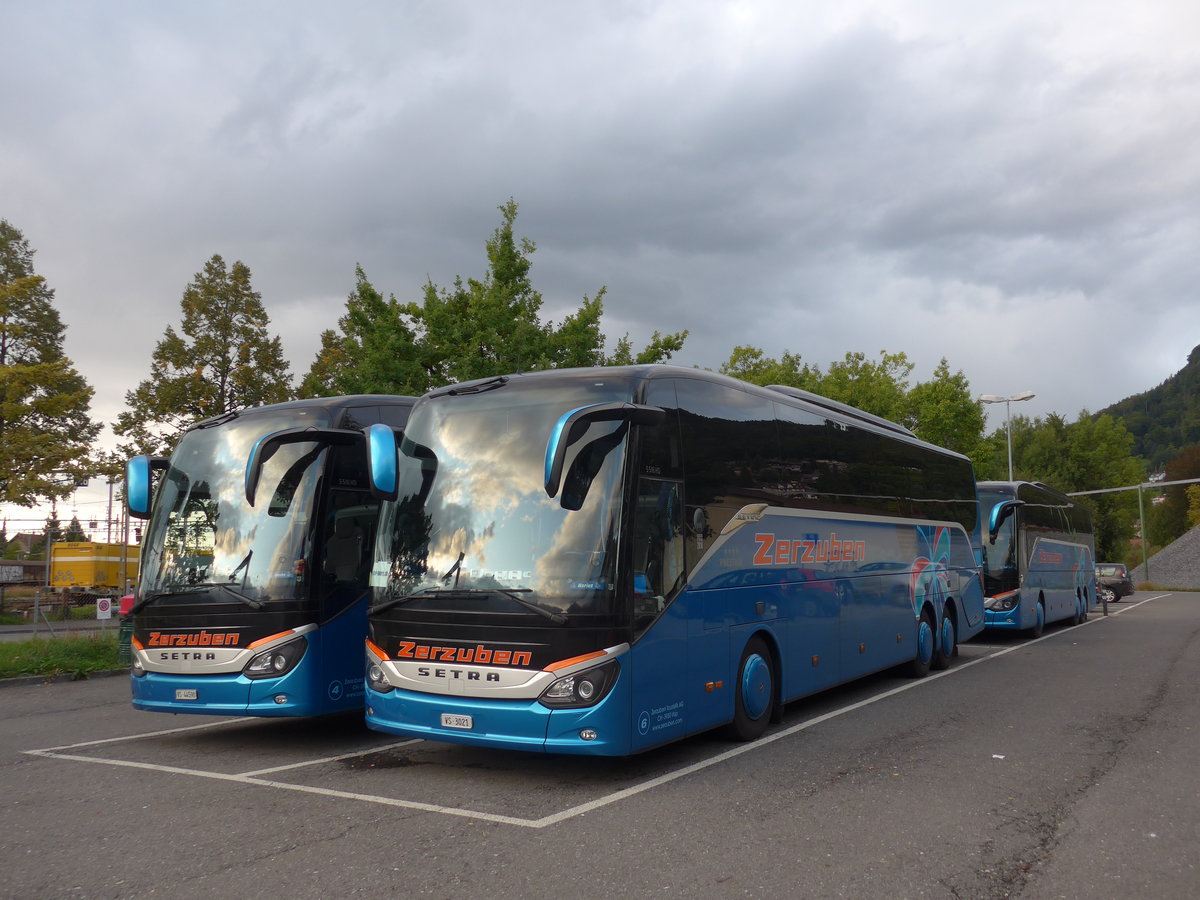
[633,479,684,621]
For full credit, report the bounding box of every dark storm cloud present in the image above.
[3,1,1200,526]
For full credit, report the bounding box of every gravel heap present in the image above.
[1128,523,1200,589]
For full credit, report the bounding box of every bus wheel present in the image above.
[1073,596,1085,626]
[932,608,956,670]
[910,609,936,678]
[728,636,774,742]
[1029,601,1045,638]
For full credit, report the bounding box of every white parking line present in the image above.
[23,594,1167,828]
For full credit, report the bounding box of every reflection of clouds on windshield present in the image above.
[405,398,627,595]
[535,462,621,590]
[422,408,546,578]
[146,409,329,598]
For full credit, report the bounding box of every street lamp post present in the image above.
[979,391,1036,481]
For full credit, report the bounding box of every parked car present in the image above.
[1096,563,1134,603]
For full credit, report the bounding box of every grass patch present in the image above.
[0,632,123,680]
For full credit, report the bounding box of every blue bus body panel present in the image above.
[984,537,1093,631]
[366,513,985,756]
[131,599,368,717]
[132,663,318,717]
[366,678,634,756]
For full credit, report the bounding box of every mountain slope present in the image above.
[1099,344,1200,469]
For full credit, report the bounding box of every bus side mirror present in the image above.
[987,499,1025,544]
[544,403,665,500]
[245,427,362,505]
[366,423,399,501]
[126,455,169,520]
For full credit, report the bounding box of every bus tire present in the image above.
[932,607,956,671]
[910,608,936,678]
[1073,595,1085,625]
[728,636,774,742]
[1029,600,1045,638]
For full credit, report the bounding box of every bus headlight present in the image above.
[243,639,307,679]
[539,660,619,709]
[366,660,394,694]
[131,655,146,678]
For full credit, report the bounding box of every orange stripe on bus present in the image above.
[545,650,607,672]
[247,629,297,650]
[366,639,388,661]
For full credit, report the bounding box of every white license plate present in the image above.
[440,713,473,730]
[175,689,198,701]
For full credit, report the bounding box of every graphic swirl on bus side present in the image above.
[910,525,952,615]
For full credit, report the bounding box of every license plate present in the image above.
[175,689,198,701]
[440,713,473,730]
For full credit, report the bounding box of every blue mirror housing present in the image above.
[126,455,168,520]
[367,423,399,501]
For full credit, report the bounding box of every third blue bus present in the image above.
[978,480,1096,636]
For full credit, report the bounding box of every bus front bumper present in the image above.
[365,685,631,756]
[130,668,324,717]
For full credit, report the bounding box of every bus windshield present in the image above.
[139,410,330,605]
[372,377,633,618]
[979,485,1018,594]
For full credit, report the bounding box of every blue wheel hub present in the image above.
[918,619,934,665]
[939,616,954,657]
[740,653,772,721]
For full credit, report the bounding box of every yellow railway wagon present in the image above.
[49,542,141,591]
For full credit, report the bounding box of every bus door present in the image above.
[628,476,694,752]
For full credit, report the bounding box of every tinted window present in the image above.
[675,378,779,513]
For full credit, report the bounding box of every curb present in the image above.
[0,668,129,689]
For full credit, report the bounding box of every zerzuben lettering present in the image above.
[395,641,532,668]
[147,631,241,647]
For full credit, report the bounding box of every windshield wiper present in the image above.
[492,588,568,624]
[429,376,509,398]
[129,582,265,615]
[369,588,567,624]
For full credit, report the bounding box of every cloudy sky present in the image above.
[3,0,1199,532]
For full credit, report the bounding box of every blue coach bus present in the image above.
[978,480,1096,636]
[361,365,985,755]
[125,395,414,716]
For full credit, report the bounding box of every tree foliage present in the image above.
[1143,444,1200,549]
[114,254,292,457]
[0,220,101,507]
[63,515,87,542]
[299,200,688,397]
[984,411,1146,560]
[298,265,426,397]
[1100,343,1200,469]
[719,347,984,455]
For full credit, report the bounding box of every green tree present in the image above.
[114,254,292,457]
[406,200,687,385]
[0,220,101,506]
[26,514,62,561]
[1144,444,1200,548]
[63,515,87,542]
[907,359,986,456]
[1187,484,1200,530]
[298,265,428,397]
[302,200,687,394]
[719,346,821,390]
[818,351,914,425]
[996,411,1145,559]
[718,347,986,455]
